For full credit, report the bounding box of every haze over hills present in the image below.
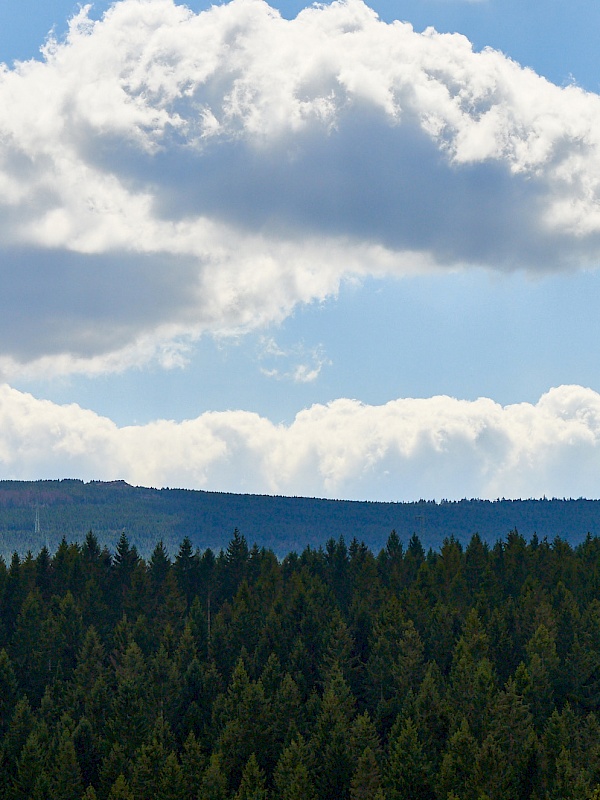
[1,479,600,559]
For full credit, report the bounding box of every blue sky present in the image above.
[2,0,600,501]
[2,1,599,91]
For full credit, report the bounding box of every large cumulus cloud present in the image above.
[2,0,600,374]
[1,383,600,501]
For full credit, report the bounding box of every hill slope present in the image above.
[0,479,599,558]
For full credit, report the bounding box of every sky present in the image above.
[2,0,600,501]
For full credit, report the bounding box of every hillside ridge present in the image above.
[0,479,598,558]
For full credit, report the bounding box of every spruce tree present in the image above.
[309,666,356,800]
[350,747,382,800]
[199,753,228,800]
[179,732,206,800]
[525,623,560,729]
[475,679,539,800]
[216,658,270,789]
[273,735,316,800]
[437,719,479,800]
[158,752,185,800]
[0,648,18,736]
[385,717,434,800]
[107,774,134,800]
[11,728,49,799]
[235,754,268,800]
[51,730,83,800]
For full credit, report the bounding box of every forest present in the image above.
[1,528,600,799]
[3,478,600,558]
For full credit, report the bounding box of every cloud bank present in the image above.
[1,0,600,375]
[2,383,600,501]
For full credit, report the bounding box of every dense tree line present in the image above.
[1,527,600,799]
[5,479,600,560]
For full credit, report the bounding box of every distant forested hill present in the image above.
[1,479,600,558]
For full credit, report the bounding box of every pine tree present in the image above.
[437,718,479,800]
[158,751,185,800]
[405,533,426,584]
[12,590,47,701]
[475,679,539,800]
[174,655,205,741]
[51,729,83,800]
[385,717,434,800]
[325,536,351,611]
[220,529,249,603]
[174,537,200,608]
[149,541,171,590]
[149,642,179,721]
[106,641,149,758]
[179,731,206,800]
[99,743,129,800]
[350,711,382,765]
[11,727,49,800]
[111,533,139,619]
[199,753,228,800]
[381,529,404,588]
[175,620,197,675]
[3,697,35,781]
[35,545,52,600]
[73,626,110,737]
[54,591,84,675]
[350,747,382,800]
[0,648,18,736]
[108,774,134,800]
[130,713,176,800]
[270,671,302,760]
[186,594,209,661]
[216,658,270,789]
[2,552,25,633]
[235,754,268,800]
[366,595,407,730]
[273,735,316,800]
[448,609,495,739]
[309,666,356,800]
[525,622,560,729]
[551,747,590,800]
[413,661,448,768]
[320,606,358,685]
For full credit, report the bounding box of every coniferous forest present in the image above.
[2,529,600,799]
[5,479,600,559]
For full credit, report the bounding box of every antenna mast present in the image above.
[35,502,49,551]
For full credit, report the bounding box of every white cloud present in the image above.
[2,0,600,375]
[258,336,330,383]
[2,383,600,501]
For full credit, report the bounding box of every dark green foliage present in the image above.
[107,773,134,800]
[200,753,228,800]
[214,657,271,790]
[437,719,479,800]
[235,754,268,800]
[273,735,316,800]
[309,667,356,799]
[0,648,18,736]
[386,717,434,800]
[5,479,600,559]
[1,527,600,799]
[51,728,83,800]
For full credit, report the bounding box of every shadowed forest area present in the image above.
[1,528,600,798]
[3,479,600,558]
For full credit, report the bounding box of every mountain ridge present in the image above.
[0,479,598,559]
